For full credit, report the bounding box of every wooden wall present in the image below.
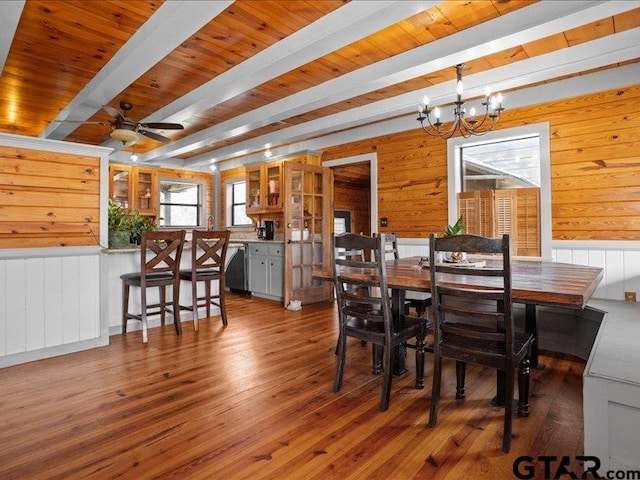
[0,145,100,248]
[321,83,640,241]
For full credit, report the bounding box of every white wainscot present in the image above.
[0,248,106,368]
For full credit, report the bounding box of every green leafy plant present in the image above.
[444,216,464,236]
[124,210,157,245]
[108,199,128,232]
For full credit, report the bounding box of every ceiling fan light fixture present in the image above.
[111,127,139,143]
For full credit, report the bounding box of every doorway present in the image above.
[324,154,376,236]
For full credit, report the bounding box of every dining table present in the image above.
[313,255,604,400]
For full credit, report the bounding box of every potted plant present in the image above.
[444,216,466,262]
[108,199,131,248]
[125,210,157,245]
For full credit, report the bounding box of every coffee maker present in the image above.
[263,220,274,240]
[256,221,266,240]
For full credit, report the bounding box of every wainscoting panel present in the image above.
[0,250,106,368]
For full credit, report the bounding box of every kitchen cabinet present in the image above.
[246,161,282,214]
[247,242,284,300]
[109,164,158,216]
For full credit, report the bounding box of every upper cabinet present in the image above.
[109,164,132,208]
[109,164,158,216]
[246,161,282,214]
[245,152,320,216]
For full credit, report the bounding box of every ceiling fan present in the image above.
[58,101,184,145]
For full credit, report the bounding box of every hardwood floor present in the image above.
[0,293,586,479]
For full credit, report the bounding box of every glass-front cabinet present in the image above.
[245,161,282,214]
[109,164,132,208]
[109,164,158,216]
[132,167,158,216]
[283,162,333,306]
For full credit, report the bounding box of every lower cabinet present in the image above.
[247,242,284,301]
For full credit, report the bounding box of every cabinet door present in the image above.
[246,165,263,213]
[248,254,268,295]
[265,161,282,210]
[133,168,158,216]
[268,256,284,298]
[283,162,333,306]
[109,165,132,208]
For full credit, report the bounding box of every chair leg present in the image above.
[518,358,531,417]
[503,366,515,453]
[380,346,393,412]
[429,355,442,427]
[372,344,383,375]
[455,361,466,399]
[141,286,148,344]
[122,281,129,334]
[191,279,199,331]
[218,279,228,326]
[415,332,425,389]
[333,329,347,392]
[173,283,182,336]
[159,286,166,326]
[205,279,212,318]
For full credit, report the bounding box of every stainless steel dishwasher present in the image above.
[225,243,251,296]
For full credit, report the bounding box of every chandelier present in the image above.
[417,64,504,139]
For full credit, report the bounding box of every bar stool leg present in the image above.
[122,281,129,334]
[191,277,199,331]
[219,278,228,327]
[205,279,212,318]
[173,283,182,336]
[141,285,148,344]
[159,286,166,326]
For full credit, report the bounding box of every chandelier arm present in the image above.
[419,110,458,138]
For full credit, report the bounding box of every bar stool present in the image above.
[179,230,230,330]
[121,230,186,343]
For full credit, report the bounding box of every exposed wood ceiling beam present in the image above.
[0,1,25,75]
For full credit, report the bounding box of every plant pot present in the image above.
[108,230,130,248]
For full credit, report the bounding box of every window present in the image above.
[447,122,551,259]
[229,181,252,226]
[159,181,202,227]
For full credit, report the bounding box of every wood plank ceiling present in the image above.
[0,0,639,169]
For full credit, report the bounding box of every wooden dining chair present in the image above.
[333,232,427,411]
[179,230,230,330]
[428,233,534,453]
[121,229,186,343]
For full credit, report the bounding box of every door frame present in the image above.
[323,153,377,235]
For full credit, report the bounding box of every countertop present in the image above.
[102,238,284,253]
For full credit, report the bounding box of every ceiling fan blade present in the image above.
[139,122,184,130]
[102,105,124,121]
[138,129,171,143]
[54,120,108,124]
